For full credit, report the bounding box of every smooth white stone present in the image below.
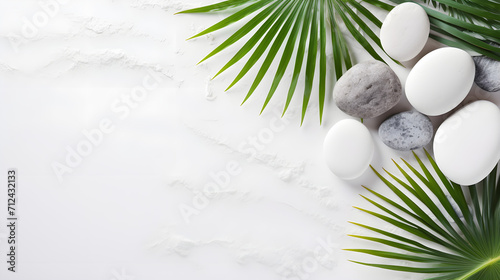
[406,47,475,116]
[323,119,374,180]
[380,3,430,61]
[434,100,500,185]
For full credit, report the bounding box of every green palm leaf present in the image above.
[179,0,385,124]
[349,150,500,280]
[179,0,500,124]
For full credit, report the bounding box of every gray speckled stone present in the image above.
[379,111,433,151]
[334,61,402,119]
[473,56,500,92]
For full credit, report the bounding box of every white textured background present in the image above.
[0,1,497,280]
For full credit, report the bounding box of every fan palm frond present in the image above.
[422,0,500,28]
[178,0,391,124]
[179,0,500,124]
[349,150,500,280]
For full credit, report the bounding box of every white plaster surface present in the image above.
[0,1,498,280]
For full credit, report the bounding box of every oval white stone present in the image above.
[406,47,475,116]
[434,100,500,185]
[323,119,374,180]
[380,3,430,61]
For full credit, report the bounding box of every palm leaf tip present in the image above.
[349,152,500,279]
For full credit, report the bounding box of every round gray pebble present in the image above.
[379,111,433,151]
[334,61,402,119]
[473,56,500,92]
